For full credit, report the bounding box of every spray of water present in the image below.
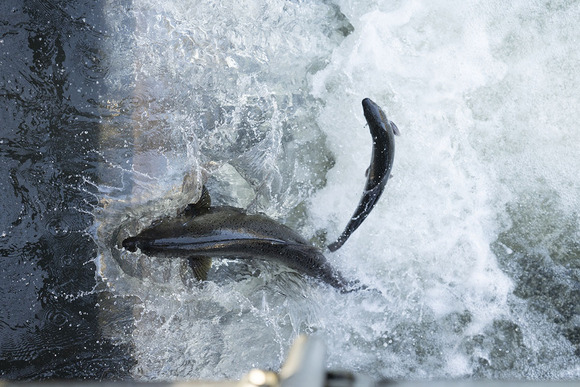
[94,0,580,380]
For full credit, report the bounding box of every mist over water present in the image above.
[94,0,580,381]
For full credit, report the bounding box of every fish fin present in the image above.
[390,121,400,136]
[365,166,370,177]
[182,186,212,217]
[198,185,212,208]
[188,256,212,281]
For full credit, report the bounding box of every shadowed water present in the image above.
[0,0,133,379]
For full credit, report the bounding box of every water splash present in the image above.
[94,0,580,380]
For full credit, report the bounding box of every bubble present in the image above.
[46,308,70,327]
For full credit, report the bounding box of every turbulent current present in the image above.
[90,0,580,381]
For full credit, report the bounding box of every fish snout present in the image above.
[362,98,388,132]
[122,237,139,252]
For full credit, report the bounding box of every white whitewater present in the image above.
[94,0,580,380]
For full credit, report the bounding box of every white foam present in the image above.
[96,0,580,380]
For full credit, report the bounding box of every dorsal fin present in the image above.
[182,186,212,217]
[188,256,212,281]
[390,121,400,136]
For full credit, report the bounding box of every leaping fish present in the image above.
[122,187,355,291]
[327,98,400,252]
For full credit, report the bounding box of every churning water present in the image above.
[93,0,580,380]
[2,0,578,381]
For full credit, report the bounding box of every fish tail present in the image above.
[327,238,345,252]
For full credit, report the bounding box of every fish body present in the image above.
[123,204,350,290]
[328,98,399,252]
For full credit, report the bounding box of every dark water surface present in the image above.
[0,0,133,379]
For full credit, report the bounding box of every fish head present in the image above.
[362,98,399,137]
[362,98,388,136]
[122,236,142,252]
